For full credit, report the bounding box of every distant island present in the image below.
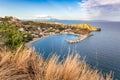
[0,16,101,49]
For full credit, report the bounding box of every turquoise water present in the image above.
[32,21,120,79]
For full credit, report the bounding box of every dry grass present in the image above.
[0,47,113,80]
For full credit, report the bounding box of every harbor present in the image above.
[66,34,91,44]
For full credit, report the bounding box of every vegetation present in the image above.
[0,47,113,80]
[0,22,32,50]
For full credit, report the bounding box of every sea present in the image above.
[31,20,120,80]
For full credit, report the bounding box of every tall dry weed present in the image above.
[0,47,113,80]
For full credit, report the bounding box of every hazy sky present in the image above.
[0,0,120,21]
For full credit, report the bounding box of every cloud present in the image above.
[67,6,72,11]
[33,15,54,20]
[78,0,120,21]
[24,15,56,20]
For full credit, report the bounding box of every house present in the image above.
[55,29,60,33]
[19,28,24,32]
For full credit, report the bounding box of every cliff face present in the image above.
[70,24,101,32]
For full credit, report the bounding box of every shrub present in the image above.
[0,22,25,50]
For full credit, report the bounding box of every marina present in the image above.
[66,34,90,44]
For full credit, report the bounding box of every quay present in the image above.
[67,34,92,44]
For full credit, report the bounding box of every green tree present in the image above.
[0,22,25,50]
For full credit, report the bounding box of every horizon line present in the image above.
[0,16,120,22]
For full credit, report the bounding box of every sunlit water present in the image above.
[32,21,120,79]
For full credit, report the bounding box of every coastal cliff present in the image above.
[71,24,101,31]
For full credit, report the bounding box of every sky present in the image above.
[0,0,120,21]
